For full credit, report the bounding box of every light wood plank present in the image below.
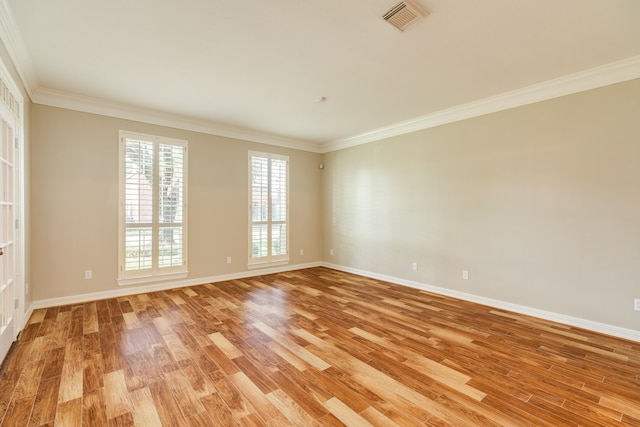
[323,397,374,427]
[209,332,244,359]
[129,387,163,427]
[103,370,134,420]
[55,397,82,427]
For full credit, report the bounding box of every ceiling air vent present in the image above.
[382,0,427,32]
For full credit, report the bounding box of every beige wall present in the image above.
[27,78,640,331]
[31,105,323,300]
[323,79,640,330]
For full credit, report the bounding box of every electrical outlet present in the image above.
[330,249,334,256]
[412,262,418,271]
[226,256,232,264]
[299,249,304,255]
[84,270,92,279]
[634,298,640,312]
[462,270,469,280]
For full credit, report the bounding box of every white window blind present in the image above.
[249,151,289,265]
[119,131,187,283]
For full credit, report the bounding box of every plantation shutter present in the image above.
[119,131,188,282]
[249,152,289,265]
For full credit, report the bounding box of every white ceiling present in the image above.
[3,0,640,151]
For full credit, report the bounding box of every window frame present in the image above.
[118,130,188,285]
[248,151,290,267]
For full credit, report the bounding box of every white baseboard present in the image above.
[28,262,322,311]
[24,261,639,343]
[322,262,640,343]
[21,305,34,330]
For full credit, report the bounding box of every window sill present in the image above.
[117,271,188,286]
[247,260,289,270]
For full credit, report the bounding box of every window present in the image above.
[119,131,187,283]
[249,151,289,266]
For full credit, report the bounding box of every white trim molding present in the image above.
[2,0,639,155]
[0,44,27,348]
[27,262,322,311]
[322,262,640,343]
[23,262,640,344]
[0,0,35,98]
[34,56,640,155]
[325,55,640,152]
[33,88,325,153]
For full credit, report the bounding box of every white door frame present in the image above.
[0,56,25,351]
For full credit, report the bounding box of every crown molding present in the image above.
[0,0,36,98]
[33,88,324,153]
[2,0,323,152]
[325,55,640,153]
[4,0,638,155]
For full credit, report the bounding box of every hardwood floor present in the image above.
[1,267,639,426]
